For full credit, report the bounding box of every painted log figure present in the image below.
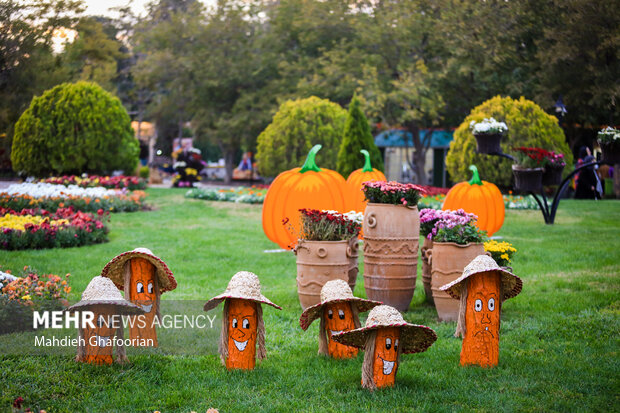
[299,279,381,359]
[67,276,144,365]
[440,254,523,367]
[332,305,437,390]
[101,248,177,347]
[204,271,282,370]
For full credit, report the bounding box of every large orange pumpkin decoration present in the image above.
[442,165,504,236]
[440,255,523,368]
[345,149,386,213]
[262,144,347,249]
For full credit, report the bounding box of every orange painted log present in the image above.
[129,258,158,346]
[372,327,400,388]
[323,302,358,359]
[226,299,258,370]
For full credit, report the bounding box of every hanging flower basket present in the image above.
[512,165,543,193]
[473,133,503,154]
[599,140,620,164]
[542,164,565,186]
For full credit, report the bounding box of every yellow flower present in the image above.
[21,295,31,300]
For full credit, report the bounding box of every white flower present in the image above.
[470,117,508,134]
[3,183,116,199]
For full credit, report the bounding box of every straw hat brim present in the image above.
[440,267,522,300]
[66,299,145,315]
[331,322,437,354]
[101,251,177,293]
[299,298,382,330]
[203,292,282,312]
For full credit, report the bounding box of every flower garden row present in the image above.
[0,179,148,250]
[40,174,147,190]
[185,185,540,210]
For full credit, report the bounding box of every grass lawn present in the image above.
[1,188,619,412]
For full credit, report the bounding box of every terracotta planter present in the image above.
[347,238,360,291]
[512,165,543,193]
[420,237,433,304]
[295,239,354,310]
[363,203,419,311]
[599,140,620,164]
[426,242,485,322]
[474,133,502,154]
[542,164,565,186]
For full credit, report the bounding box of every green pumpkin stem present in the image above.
[360,149,373,172]
[300,144,322,173]
[468,165,483,185]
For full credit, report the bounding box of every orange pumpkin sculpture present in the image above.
[299,279,381,359]
[332,305,437,390]
[67,276,144,365]
[345,149,386,213]
[442,165,504,236]
[204,271,282,370]
[440,255,523,367]
[262,144,347,249]
[101,248,177,347]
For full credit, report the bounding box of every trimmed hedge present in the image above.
[256,96,347,177]
[445,96,573,187]
[11,82,139,177]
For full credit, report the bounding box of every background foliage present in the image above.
[11,82,139,177]
[256,96,347,177]
[446,96,573,187]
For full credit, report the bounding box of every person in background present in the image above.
[575,146,602,199]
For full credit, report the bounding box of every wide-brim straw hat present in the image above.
[101,248,177,293]
[331,305,437,354]
[203,271,282,311]
[440,254,522,300]
[299,279,381,330]
[66,276,144,315]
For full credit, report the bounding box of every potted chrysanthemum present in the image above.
[294,209,362,310]
[597,127,620,164]
[361,181,425,311]
[469,117,508,154]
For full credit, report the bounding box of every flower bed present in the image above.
[185,186,267,204]
[0,207,109,250]
[0,183,147,213]
[0,267,71,334]
[41,175,147,190]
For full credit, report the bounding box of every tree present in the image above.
[337,95,383,178]
[256,96,347,177]
[12,82,139,176]
[445,96,573,187]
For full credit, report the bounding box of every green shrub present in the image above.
[256,96,347,177]
[139,166,150,179]
[336,95,384,178]
[445,96,573,187]
[11,82,139,177]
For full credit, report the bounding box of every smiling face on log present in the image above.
[128,258,158,346]
[323,302,358,359]
[226,298,258,370]
[372,327,400,388]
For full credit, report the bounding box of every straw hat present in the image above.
[203,271,282,311]
[440,254,522,300]
[299,279,381,330]
[66,276,144,314]
[101,248,177,293]
[331,305,437,354]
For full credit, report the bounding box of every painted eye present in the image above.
[385,338,392,350]
[488,298,496,311]
[137,282,144,293]
[232,318,238,328]
[328,309,333,319]
[242,318,250,329]
[97,315,105,327]
[338,309,345,320]
[147,282,153,294]
[395,339,399,351]
[475,299,483,312]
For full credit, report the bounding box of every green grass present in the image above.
[1,188,619,412]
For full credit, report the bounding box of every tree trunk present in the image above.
[403,122,431,185]
[224,149,235,184]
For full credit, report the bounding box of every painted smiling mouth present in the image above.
[94,335,111,348]
[140,304,153,313]
[233,338,248,351]
[379,357,395,375]
[330,330,343,337]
